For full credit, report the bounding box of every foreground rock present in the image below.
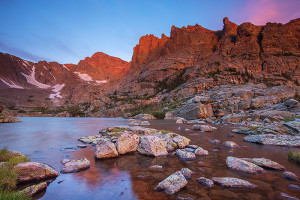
[137,136,168,156]
[0,112,22,123]
[212,177,257,189]
[116,132,139,154]
[244,134,300,147]
[241,158,285,170]
[181,168,194,179]
[223,141,239,148]
[226,157,266,174]
[197,177,214,188]
[175,149,196,161]
[61,158,90,173]
[134,113,156,120]
[155,171,188,195]
[282,171,298,181]
[19,182,47,197]
[15,162,59,183]
[172,135,190,148]
[284,120,300,134]
[94,139,118,159]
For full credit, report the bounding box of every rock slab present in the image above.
[155,171,188,195]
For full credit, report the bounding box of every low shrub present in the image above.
[288,151,300,163]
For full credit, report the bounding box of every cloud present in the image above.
[0,40,49,62]
[243,0,300,25]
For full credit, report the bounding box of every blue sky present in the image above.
[0,0,299,64]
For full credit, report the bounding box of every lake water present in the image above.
[0,117,299,200]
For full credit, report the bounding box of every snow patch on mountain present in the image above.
[0,78,24,89]
[74,72,93,81]
[49,84,65,99]
[21,66,51,89]
[96,80,108,84]
[62,65,69,71]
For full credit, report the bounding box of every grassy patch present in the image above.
[0,148,30,193]
[107,128,126,132]
[288,151,300,163]
[249,126,260,131]
[0,188,31,200]
[160,130,171,134]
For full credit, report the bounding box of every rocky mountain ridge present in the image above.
[0,51,130,108]
[0,17,299,118]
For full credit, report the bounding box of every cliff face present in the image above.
[119,17,299,98]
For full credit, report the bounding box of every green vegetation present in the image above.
[294,92,300,102]
[160,130,171,134]
[31,105,85,117]
[288,151,300,163]
[155,69,187,93]
[261,77,280,87]
[0,189,31,200]
[90,107,100,114]
[151,111,166,119]
[207,69,221,77]
[0,148,31,200]
[283,116,300,123]
[249,126,260,131]
[107,128,126,132]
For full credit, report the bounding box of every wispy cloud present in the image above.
[0,40,49,62]
[243,0,300,25]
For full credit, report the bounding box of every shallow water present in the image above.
[0,118,299,200]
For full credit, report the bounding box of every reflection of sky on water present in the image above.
[1,118,300,199]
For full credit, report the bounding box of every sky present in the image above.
[0,0,299,64]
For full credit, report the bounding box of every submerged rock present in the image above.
[197,177,214,188]
[288,184,300,191]
[137,136,168,156]
[194,147,209,156]
[212,177,257,189]
[175,149,196,161]
[149,165,163,171]
[15,162,59,183]
[61,158,90,173]
[280,192,299,200]
[223,141,239,148]
[283,171,298,181]
[94,139,118,159]
[19,182,47,197]
[226,157,266,174]
[192,124,216,132]
[116,132,139,154]
[181,168,194,179]
[244,134,300,147]
[241,158,285,170]
[155,171,188,195]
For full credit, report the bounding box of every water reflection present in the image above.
[1,118,300,200]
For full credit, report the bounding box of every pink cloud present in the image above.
[243,0,300,25]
